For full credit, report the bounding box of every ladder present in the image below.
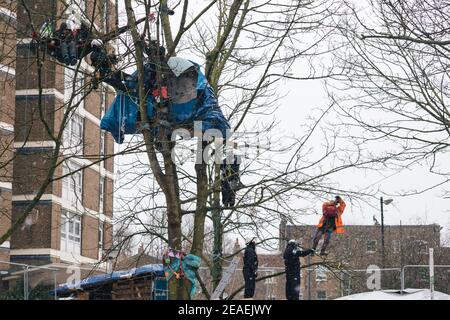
[210,256,240,300]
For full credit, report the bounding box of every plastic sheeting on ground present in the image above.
[100,58,230,144]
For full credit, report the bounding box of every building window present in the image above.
[64,113,84,152]
[62,161,83,207]
[99,176,105,214]
[366,240,377,253]
[264,270,276,284]
[64,66,85,109]
[393,240,401,253]
[60,211,81,255]
[317,291,327,300]
[316,266,327,282]
[98,221,104,260]
[415,240,428,254]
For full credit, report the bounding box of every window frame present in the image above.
[366,240,377,253]
[62,161,83,207]
[99,176,105,214]
[315,265,328,282]
[60,210,82,255]
[98,221,104,260]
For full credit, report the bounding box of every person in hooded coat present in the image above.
[243,238,258,299]
[283,239,314,300]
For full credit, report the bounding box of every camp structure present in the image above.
[52,264,167,300]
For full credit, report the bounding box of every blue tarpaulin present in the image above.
[52,264,165,296]
[100,59,230,143]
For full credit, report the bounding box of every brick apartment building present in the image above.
[0,0,16,270]
[0,0,118,279]
[197,222,449,300]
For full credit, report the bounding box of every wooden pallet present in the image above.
[112,276,153,300]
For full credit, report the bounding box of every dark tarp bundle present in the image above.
[100,57,230,143]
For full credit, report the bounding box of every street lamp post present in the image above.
[380,197,393,268]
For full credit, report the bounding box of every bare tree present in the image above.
[329,0,450,196]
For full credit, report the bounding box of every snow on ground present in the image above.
[335,289,450,300]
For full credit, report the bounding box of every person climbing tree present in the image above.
[312,195,347,256]
[283,239,314,300]
[221,155,243,207]
[243,238,258,299]
[89,39,130,91]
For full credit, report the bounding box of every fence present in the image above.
[0,260,113,300]
[0,260,59,300]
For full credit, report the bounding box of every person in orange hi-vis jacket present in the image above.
[312,196,346,256]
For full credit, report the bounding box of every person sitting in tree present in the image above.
[312,195,347,256]
[221,155,244,207]
[54,22,77,65]
[89,39,130,92]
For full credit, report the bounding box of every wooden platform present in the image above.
[112,276,154,300]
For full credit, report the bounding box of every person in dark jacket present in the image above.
[221,155,244,207]
[283,239,314,300]
[243,238,258,299]
[90,39,130,92]
[55,22,77,66]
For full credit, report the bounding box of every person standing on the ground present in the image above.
[284,239,314,300]
[243,238,258,299]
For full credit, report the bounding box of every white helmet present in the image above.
[288,239,297,245]
[91,39,103,48]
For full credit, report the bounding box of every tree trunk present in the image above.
[190,142,209,256]
[211,163,223,292]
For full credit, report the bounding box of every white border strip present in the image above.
[0,64,15,76]
[17,38,33,45]
[0,181,12,190]
[14,141,56,149]
[12,194,113,224]
[77,108,101,126]
[0,241,10,249]
[0,121,14,133]
[0,7,16,21]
